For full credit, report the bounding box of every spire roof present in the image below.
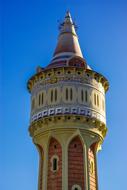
[52,11,83,59]
[47,11,91,69]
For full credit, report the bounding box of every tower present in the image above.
[27,12,109,190]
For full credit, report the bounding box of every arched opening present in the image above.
[39,94,41,106]
[51,90,53,102]
[47,137,62,190]
[41,93,43,105]
[94,93,96,105]
[81,90,84,102]
[70,88,73,100]
[53,157,57,171]
[51,155,59,172]
[55,89,57,101]
[97,94,99,107]
[66,88,69,100]
[68,136,84,190]
[85,90,88,102]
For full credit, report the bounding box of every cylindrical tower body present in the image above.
[27,12,109,190]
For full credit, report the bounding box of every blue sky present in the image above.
[1,0,127,189]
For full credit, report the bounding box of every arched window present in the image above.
[70,88,73,100]
[39,94,41,106]
[97,94,99,107]
[94,93,96,105]
[55,89,57,101]
[51,155,59,172]
[66,88,68,100]
[51,90,53,102]
[53,158,57,171]
[81,90,84,102]
[41,93,43,105]
[85,90,88,102]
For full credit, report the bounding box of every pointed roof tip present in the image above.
[51,11,83,60]
[65,10,71,18]
[47,12,92,70]
[64,10,73,24]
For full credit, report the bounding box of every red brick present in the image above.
[68,136,85,190]
[47,138,62,190]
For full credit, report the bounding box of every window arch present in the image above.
[85,90,88,102]
[53,157,57,171]
[81,90,84,102]
[70,88,73,100]
[94,93,96,105]
[65,88,73,101]
[78,88,88,104]
[55,89,57,101]
[66,88,69,100]
[72,184,82,190]
[39,94,41,106]
[51,90,53,102]
[41,93,43,105]
[63,86,76,103]
[97,94,99,107]
[37,90,46,107]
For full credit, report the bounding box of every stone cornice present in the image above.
[29,114,107,141]
[27,67,109,93]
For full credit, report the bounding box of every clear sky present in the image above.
[1,0,127,189]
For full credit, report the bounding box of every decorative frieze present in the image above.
[30,106,106,124]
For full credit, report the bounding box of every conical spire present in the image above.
[52,11,83,60]
[46,11,91,69]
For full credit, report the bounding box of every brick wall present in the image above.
[68,136,85,190]
[47,138,62,190]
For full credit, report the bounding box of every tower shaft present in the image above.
[27,11,109,190]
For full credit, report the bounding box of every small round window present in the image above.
[72,184,82,190]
